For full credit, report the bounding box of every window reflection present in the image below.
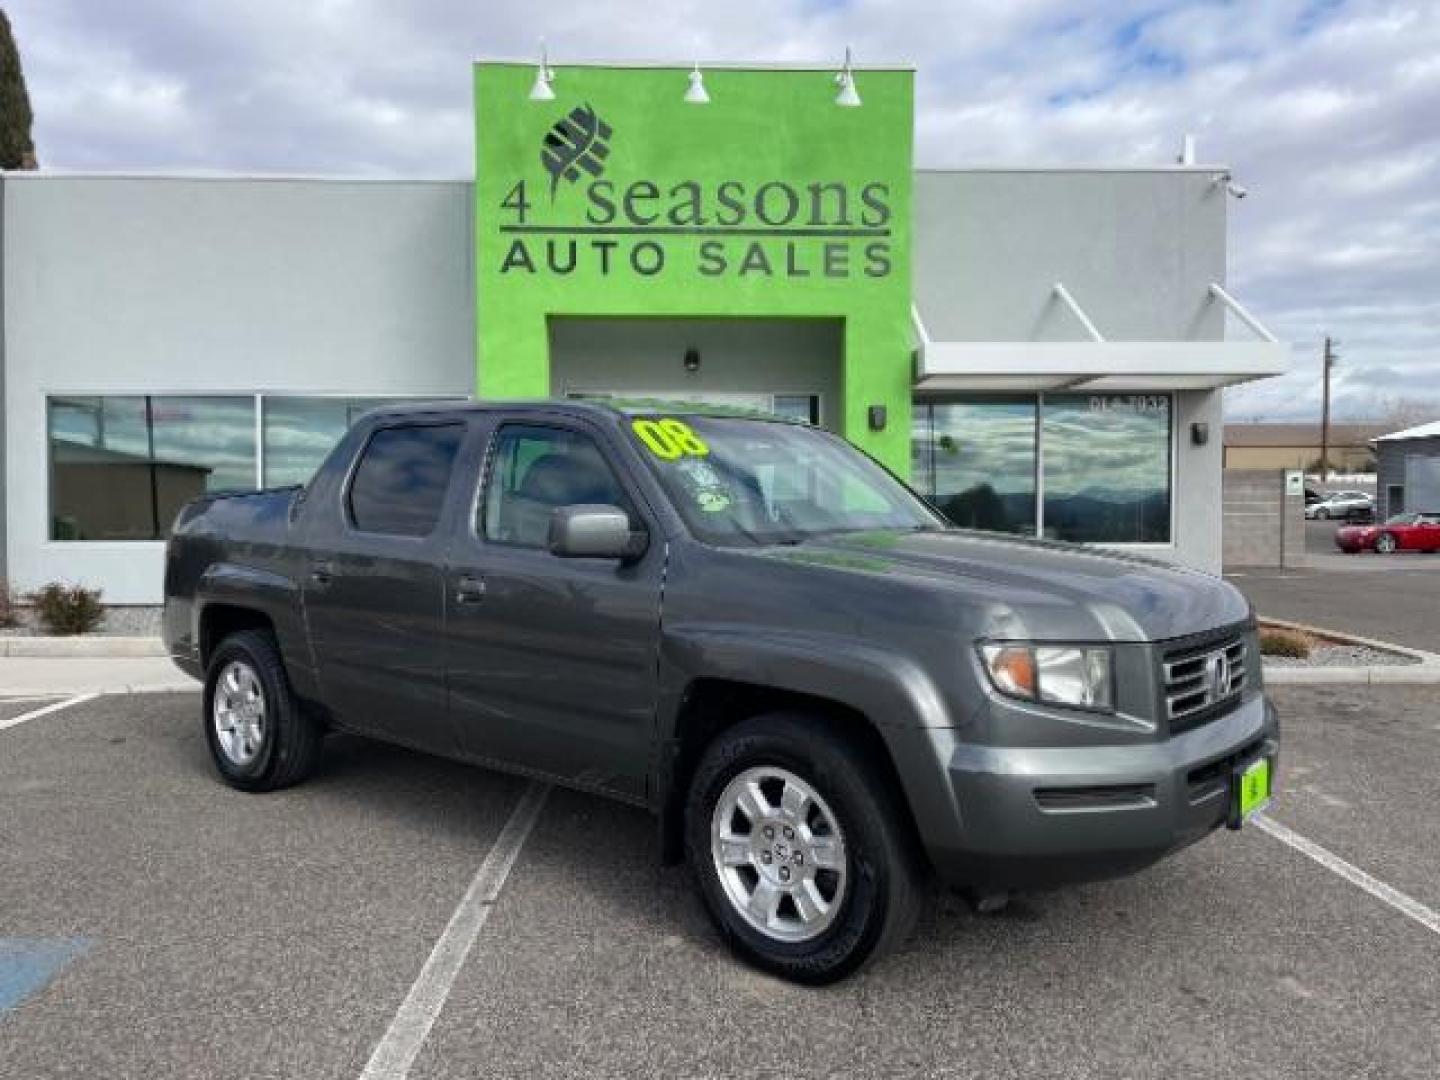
[261,397,399,487]
[1041,395,1171,543]
[48,396,256,541]
[917,400,1038,535]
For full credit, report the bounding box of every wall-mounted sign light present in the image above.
[528,41,556,101]
[835,47,862,107]
[684,63,710,105]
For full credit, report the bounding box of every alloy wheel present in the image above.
[213,660,267,765]
[710,766,848,943]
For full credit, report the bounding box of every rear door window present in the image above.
[347,423,465,536]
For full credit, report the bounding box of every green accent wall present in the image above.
[473,63,915,473]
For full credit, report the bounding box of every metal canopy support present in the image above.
[1208,283,1278,342]
[910,304,931,352]
[1051,283,1106,343]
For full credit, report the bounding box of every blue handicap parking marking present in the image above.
[0,937,92,1011]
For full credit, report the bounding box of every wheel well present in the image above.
[658,678,924,868]
[200,604,276,666]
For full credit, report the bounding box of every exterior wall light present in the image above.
[683,347,701,373]
[868,405,887,431]
[835,47,862,107]
[528,42,556,101]
[684,63,710,104]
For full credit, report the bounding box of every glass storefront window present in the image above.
[48,396,256,541]
[46,394,422,541]
[912,394,1172,545]
[261,397,400,487]
[1041,394,1172,544]
[915,400,1038,535]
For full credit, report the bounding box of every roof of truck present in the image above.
[362,398,805,423]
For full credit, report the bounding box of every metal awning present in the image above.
[912,283,1289,392]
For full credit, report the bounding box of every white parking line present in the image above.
[0,693,100,732]
[1254,813,1440,936]
[359,781,551,1080]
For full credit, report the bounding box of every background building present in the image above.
[1223,422,1385,472]
[0,61,1285,605]
[1374,421,1440,519]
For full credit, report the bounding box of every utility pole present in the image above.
[1320,336,1337,479]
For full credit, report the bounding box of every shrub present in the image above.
[1259,626,1314,659]
[29,582,104,636]
[0,579,19,628]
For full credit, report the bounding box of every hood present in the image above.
[756,529,1251,643]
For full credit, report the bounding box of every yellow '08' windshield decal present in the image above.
[631,419,710,460]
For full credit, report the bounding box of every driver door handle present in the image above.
[454,574,487,604]
[310,561,335,587]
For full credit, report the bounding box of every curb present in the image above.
[1262,665,1440,685]
[0,636,166,658]
[1259,617,1440,685]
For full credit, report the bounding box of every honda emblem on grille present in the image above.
[1204,651,1230,703]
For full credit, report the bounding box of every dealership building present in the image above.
[0,61,1286,605]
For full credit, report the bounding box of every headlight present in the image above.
[979,643,1114,711]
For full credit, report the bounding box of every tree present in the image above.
[0,8,36,169]
[1376,394,1437,434]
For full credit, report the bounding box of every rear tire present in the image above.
[203,629,322,792]
[684,712,922,985]
[1315,507,1329,520]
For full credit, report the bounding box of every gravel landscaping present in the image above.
[1264,642,1419,668]
[0,605,163,638]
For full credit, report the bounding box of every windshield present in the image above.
[625,416,945,546]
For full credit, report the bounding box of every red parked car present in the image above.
[1335,513,1440,554]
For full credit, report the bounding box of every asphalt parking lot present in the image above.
[4,687,1440,1079]
[1227,522,1440,652]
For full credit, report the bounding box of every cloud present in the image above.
[8,0,1440,421]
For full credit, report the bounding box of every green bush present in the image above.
[0,579,19,628]
[29,582,104,635]
[1259,626,1313,659]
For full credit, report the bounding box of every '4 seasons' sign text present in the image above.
[495,103,893,281]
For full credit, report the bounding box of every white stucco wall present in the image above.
[2,175,474,603]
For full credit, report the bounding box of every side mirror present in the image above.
[548,504,646,561]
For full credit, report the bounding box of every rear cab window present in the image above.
[347,423,466,537]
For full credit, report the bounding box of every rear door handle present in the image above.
[454,575,486,604]
[310,562,335,587]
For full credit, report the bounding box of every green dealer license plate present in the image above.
[1235,757,1272,822]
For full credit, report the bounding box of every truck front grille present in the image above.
[1163,636,1246,733]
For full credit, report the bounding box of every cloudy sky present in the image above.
[9,0,1438,422]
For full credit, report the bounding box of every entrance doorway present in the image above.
[548,317,841,430]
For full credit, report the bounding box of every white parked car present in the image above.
[1305,490,1374,521]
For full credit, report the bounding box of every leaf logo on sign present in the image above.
[540,104,613,200]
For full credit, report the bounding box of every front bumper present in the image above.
[901,693,1279,891]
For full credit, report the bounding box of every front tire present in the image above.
[1315,507,1330,520]
[685,713,922,984]
[1375,532,1398,554]
[203,629,322,792]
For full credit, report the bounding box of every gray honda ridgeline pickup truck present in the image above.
[165,400,1279,984]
